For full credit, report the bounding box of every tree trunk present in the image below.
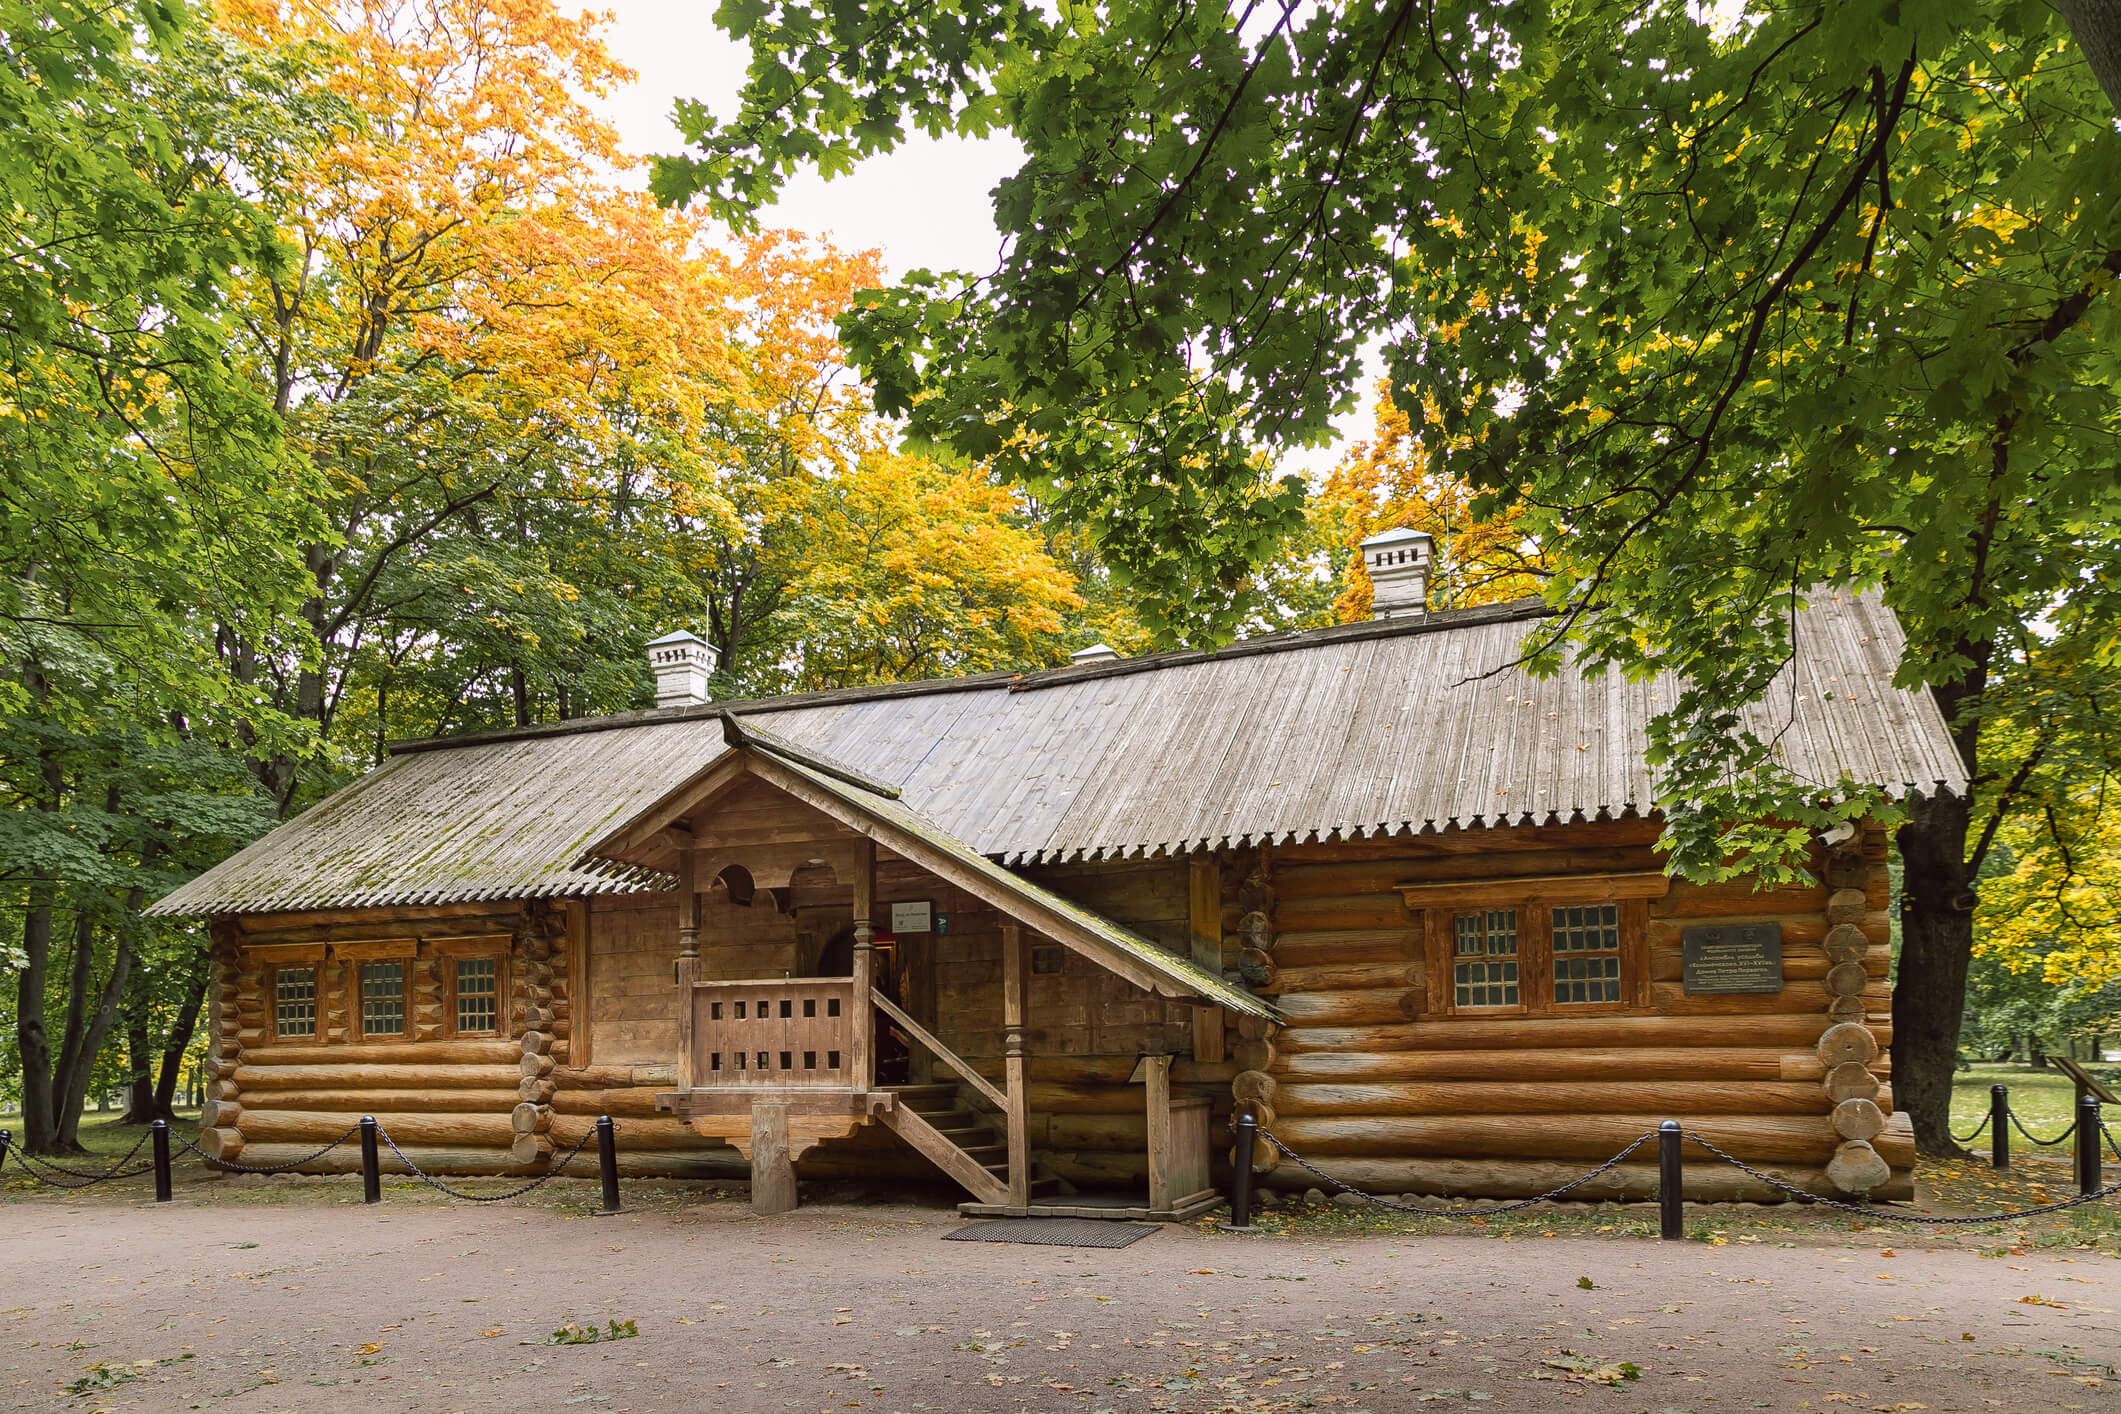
[49,906,96,1134]
[121,1007,155,1123]
[50,918,135,1152]
[150,964,210,1122]
[2060,0,2121,115]
[15,888,58,1154]
[1893,791,1978,1157]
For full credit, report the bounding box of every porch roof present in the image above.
[583,717,1274,1020]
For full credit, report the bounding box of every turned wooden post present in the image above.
[1002,922,1030,1206]
[849,838,876,1093]
[675,846,700,1092]
[750,1102,797,1214]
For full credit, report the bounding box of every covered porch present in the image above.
[580,714,1269,1217]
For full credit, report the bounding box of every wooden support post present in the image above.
[675,848,700,1092]
[1188,857,1227,1064]
[749,1102,797,1214]
[1144,1053,1174,1214]
[850,838,876,1093]
[1002,922,1030,1206]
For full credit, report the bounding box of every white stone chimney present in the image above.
[646,629,717,708]
[1071,643,1121,666]
[1359,527,1435,619]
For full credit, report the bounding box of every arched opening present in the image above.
[816,923,911,1085]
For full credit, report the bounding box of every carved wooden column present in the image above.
[1002,922,1030,1206]
[849,837,877,1093]
[675,843,700,1092]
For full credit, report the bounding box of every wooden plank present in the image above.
[871,988,1008,1112]
[750,1102,799,1214]
[1188,857,1227,1063]
[1002,922,1030,1206]
[879,1103,1008,1204]
[1143,1053,1173,1214]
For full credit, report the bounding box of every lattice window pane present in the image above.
[455,957,498,1034]
[360,962,405,1037]
[1452,909,1519,1007]
[274,968,316,1038]
[1551,904,1623,1003]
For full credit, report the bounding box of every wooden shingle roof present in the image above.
[150,590,1966,915]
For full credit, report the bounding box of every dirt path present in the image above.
[3,1193,2118,1414]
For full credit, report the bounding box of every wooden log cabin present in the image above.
[149,536,1967,1212]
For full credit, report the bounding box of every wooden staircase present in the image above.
[879,1083,1067,1205]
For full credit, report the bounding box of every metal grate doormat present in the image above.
[943,1219,1158,1248]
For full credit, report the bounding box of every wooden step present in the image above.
[884,1084,958,1107]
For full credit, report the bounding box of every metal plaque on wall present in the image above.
[1680,923,1784,994]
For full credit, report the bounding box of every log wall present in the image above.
[1231,816,1908,1200]
[206,900,573,1173]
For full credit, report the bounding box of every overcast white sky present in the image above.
[588,1,1368,471]
[590,0,1025,281]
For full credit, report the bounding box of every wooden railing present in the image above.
[690,977,854,1089]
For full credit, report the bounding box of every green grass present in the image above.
[1951,1062,2115,1142]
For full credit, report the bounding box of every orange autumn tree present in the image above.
[1318,383,1546,622]
[208,0,1087,794]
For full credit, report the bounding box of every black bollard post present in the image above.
[2076,1095,2102,1197]
[1226,1109,1258,1230]
[360,1116,382,1204]
[1658,1120,1683,1240]
[1991,1085,2009,1170]
[151,1120,173,1203]
[596,1115,622,1216]
[0,1128,11,1175]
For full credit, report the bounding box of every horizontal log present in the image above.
[1268,1113,1913,1167]
[551,1088,669,1118]
[1648,914,1888,950]
[1651,878,1825,919]
[1267,819,1665,864]
[1277,1046,1809,1084]
[238,1040,520,1066]
[1271,1080,1835,1118]
[1260,961,1419,995]
[234,1090,520,1115]
[1269,930,1418,967]
[211,1141,749,1181]
[1270,989,1416,1027]
[1647,949,1887,985]
[1255,1156,1911,1204]
[236,1110,514,1146]
[1649,980,1883,1014]
[550,1115,730,1151]
[1277,1014,1856,1053]
[234,902,523,933]
[1268,847,1662,900]
[235,1064,521,1091]
[1273,895,1412,932]
[552,1065,676,1090]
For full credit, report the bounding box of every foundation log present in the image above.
[1276,1046,1812,1084]
[1268,1113,1910,1167]
[1253,1156,1910,1204]
[1271,1081,1835,1117]
[1278,1014,1854,1054]
[239,1040,519,1067]
[236,1109,515,1146]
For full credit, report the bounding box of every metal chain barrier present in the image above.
[1258,1128,1658,1216]
[172,1123,364,1175]
[1950,1112,1992,1144]
[4,1130,155,1189]
[373,1122,597,1203]
[2106,1121,2120,1164]
[1681,1130,2121,1225]
[2008,1111,2077,1147]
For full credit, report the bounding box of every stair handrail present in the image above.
[870,987,1009,1113]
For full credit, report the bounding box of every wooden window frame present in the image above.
[352,956,413,1040]
[430,934,512,1039]
[270,964,324,1043]
[1405,876,1659,1020]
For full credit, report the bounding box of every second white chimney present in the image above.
[1071,643,1121,665]
[646,629,717,708]
[1359,527,1435,619]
